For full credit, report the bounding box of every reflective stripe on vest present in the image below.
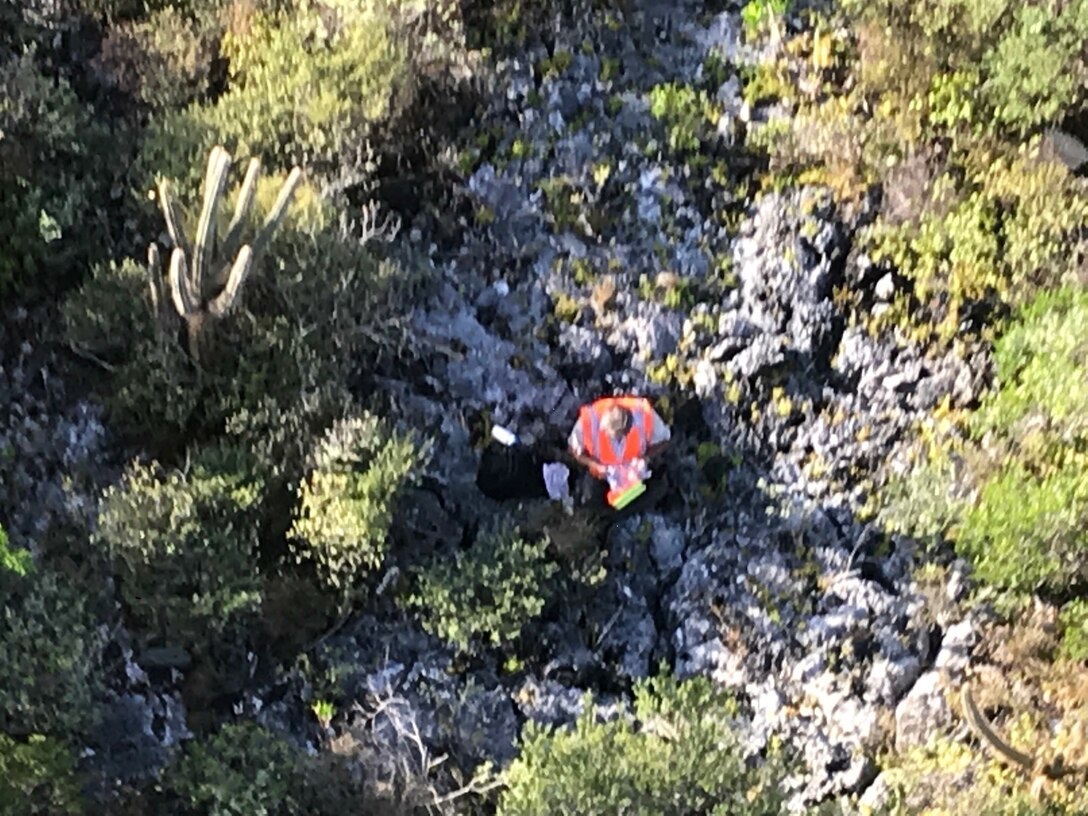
[580,397,652,466]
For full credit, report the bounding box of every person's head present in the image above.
[601,404,633,439]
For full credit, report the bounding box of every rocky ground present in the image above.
[0,0,999,809]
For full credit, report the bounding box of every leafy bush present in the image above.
[65,149,422,455]
[290,414,425,592]
[94,443,264,654]
[166,722,303,816]
[0,569,103,739]
[499,674,786,816]
[0,49,108,297]
[165,720,385,816]
[139,0,413,187]
[647,82,721,154]
[406,521,558,653]
[955,290,1088,594]
[1059,599,1088,661]
[861,142,1088,339]
[0,734,84,816]
[90,5,217,111]
[879,289,1088,595]
[981,3,1088,134]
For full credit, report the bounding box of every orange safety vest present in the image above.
[579,396,655,466]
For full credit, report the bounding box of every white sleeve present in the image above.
[568,422,584,455]
[648,408,671,445]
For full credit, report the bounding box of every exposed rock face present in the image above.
[328,0,986,805]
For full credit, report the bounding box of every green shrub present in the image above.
[1058,599,1088,661]
[140,0,412,187]
[862,145,1088,338]
[165,720,391,816]
[290,414,425,593]
[879,290,1088,595]
[647,82,720,154]
[91,5,217,111]
[956,461,1088,593]
[0,734,84,816]
[981,3,1088,135]
[94,443,264,654]
[405,521,558,653]
[0,569,103,739]
[499,674,786,816]
[167,722,303,816]
[0,49,108,297]
[0,525,31,576]
[64,159,418,454]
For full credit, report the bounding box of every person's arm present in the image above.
[569,423,606,477]
[644,404,672,460]
[645,438,670,460]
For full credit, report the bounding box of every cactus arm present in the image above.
[962,686,1036,771]
[249,166,302,259]
[208,246,253,317]
[192,146,232,303]
[218,157,262,277]
[156,178,191,260]
[147,243,163,317]
[168,248,200,318]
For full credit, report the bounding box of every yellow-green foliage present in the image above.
[499,674,785,816]
[862,146,1088,337]
[647,82,721,154]
[142,0,411,186]
[290,415,424,592]
[0,525,30,576]
[406,521,557,653]
[752,0,1088,339]
[843,0,1088,138]
[0,734,83,816]
[95,444,264,654]
[878,738,1049,816]
[0,569,103,739]
[880,289,1088,595]
[1059,599,1088,661]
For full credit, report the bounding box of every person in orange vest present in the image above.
[567,395,671,508]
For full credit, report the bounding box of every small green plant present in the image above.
[0,526,30,576]
[94,443,264,655]
[0,734,84,815]
[647,83,720,154]
[0,569,103,739]
[1058,599,1088,662]
[405,521,557,653]
[290,414,425,594]
[741,0,791,41]
[499,673,785,815]
[311,699,336,728]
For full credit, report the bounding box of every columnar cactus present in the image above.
[147,145,302,361]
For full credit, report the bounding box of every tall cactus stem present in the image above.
[209,246,253,318]
[250,166,302,259]
[157,179,191,260]
[192,146,232,301]
[147,243,162,317]
[219,157,262,276]
[168,249,199,318]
